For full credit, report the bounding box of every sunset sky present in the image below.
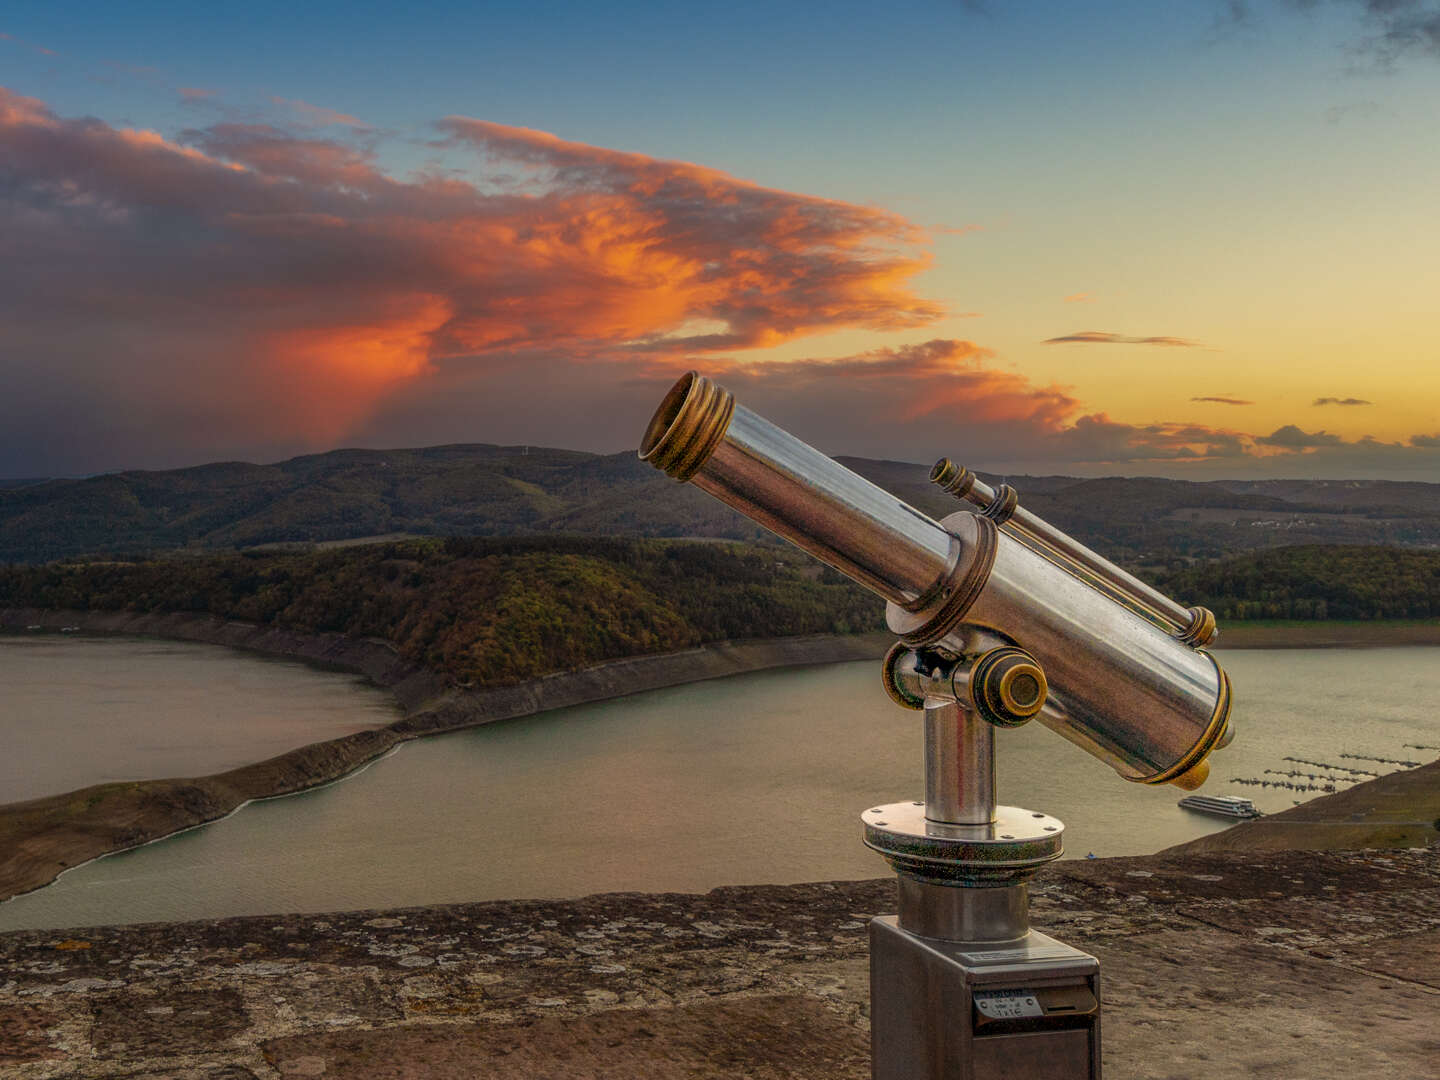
[3,1,1438,479]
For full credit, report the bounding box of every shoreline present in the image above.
[0,608,893,904]
[1209,619,1440,649]
[1163,757,1440,854]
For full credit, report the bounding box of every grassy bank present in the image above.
[1166,758,1440,854]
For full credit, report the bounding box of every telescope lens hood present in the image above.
[639,372,735,483]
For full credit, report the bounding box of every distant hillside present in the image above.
[1153,545,1440,621]
[0,537,881,685]
[3,443,1438,565]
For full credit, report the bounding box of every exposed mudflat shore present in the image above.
[0,609,893,903]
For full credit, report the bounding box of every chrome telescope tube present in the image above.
[640,372,961,608]
[639,372,1231,788]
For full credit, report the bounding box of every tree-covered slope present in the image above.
[1152,545,1440,621]
[0,538,883,685]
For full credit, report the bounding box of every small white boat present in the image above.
[1177,794,1262,819]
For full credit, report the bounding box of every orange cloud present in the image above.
[270,96,370,129]
[0,86,942,473]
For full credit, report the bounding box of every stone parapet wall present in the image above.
[2,847,1437,1077]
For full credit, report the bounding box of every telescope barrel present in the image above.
[640,373,961,608]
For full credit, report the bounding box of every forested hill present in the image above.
[2,541,1434,687]
[0,538,882,685]
[1153,545,1440,622]
[3,442,1439,565]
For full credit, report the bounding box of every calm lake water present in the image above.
[0,635,401,805]
[1,643,1436,931]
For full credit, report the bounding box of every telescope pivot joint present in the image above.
[883,642,1046,729]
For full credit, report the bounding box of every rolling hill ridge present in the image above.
[3,443,1438,566]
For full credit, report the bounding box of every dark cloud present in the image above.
[1225,2,1440,65]
[1043,331,1203,347]
[1313,396,1373,405]
[1192,396,1255,405]
[1259,424,1346,447]
[1343,0,1440,65]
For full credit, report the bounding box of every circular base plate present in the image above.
[862,802,1064,885]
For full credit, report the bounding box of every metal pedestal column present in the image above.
[864,701,1102,1080]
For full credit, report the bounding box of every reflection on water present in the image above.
[1,645,1436,931]
[0,634,400,804]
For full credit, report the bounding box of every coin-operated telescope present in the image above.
[640,373,1233,1080]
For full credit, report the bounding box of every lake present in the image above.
[0,634,402,805]
[0,642,1436,931]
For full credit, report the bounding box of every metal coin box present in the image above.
[639,373,1234,1079]
[871,922,1099,1080]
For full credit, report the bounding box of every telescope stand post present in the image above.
[924,699,995,827]
[865,699,1102,1079]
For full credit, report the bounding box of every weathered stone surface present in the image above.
[89,986,251,1057]
[2,848,1437,1078]
[261,995,870,1079]
[0,1003,66,1064]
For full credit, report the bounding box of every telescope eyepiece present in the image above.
[970,647,1047,728]
[930,458,975,498]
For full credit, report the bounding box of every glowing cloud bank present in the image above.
[0,87,938,472]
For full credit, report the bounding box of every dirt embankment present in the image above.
[0,608,893,903]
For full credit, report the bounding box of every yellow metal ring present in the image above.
[1131,654,1232,786]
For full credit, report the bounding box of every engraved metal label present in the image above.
[973,989,1044,1019]
[958,944,1076,965]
